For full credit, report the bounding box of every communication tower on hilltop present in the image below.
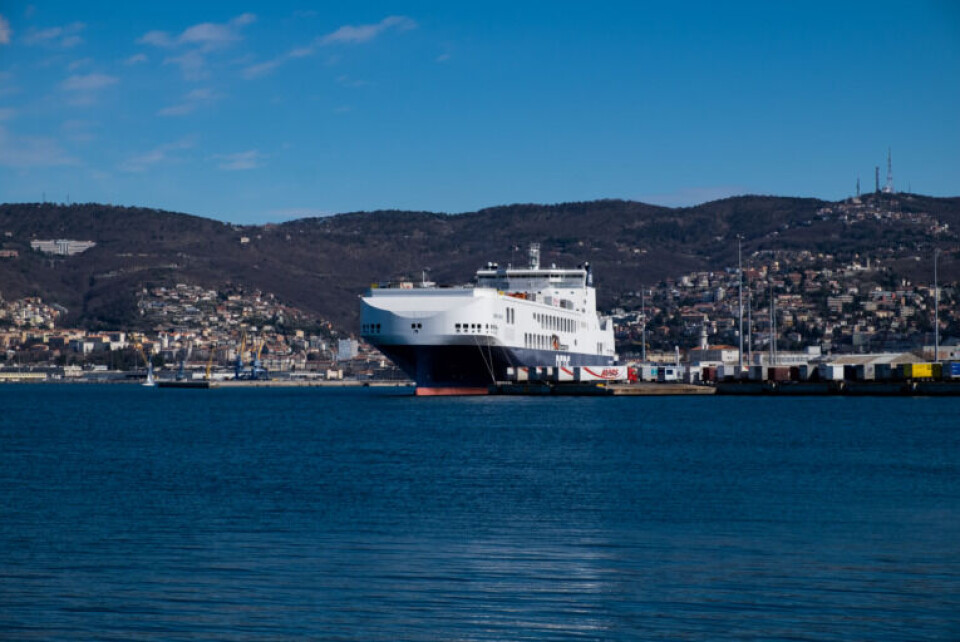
[875,166,880,194]
[882,148,894,194]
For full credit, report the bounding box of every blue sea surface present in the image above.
[0,384,958,640]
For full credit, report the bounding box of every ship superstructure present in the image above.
[360,244,616,395]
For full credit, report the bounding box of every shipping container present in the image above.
[577,365,629,382]
[945,362,960,380]
[702,366,717,382]
[798,364,817,381]
[638,365,659,382]
[510,366,530,382]
[853,363,876,381]
[555,366,576,382]
[656,366,682,383]
[874,363,895,381]
[900,363,940,379]
[748,365,767,381]
[769,367,791,382]
[532,366,554,381]
[717,364,739,381]
[818,364,845,381]
[789,366,801,381]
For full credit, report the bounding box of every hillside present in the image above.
[1,193,957,332]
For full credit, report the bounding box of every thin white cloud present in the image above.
[0,125,78,168]
[321,15,416,46]
[0,107,15,120]
[158,87,218,116]
[214,150,264,170]
[164,50,209,81]
[61,73,118,92]
[138,13,255,52]
[232,13,256,27]
[23,22,85,48]
[138,14,256,81]
[138,30,174,47]
[242,15,416,79]
[0,15,12,45]
[67,57,93,71]
[61,118,97,142]
[124,53,148,65]
[120,137,194,172]
[336,75,370,88]
[0,71,17,96]
[242,59,282,79]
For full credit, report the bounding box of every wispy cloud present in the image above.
[322,15,416,46]
[61,118,98,142]
[120,137,194,172]
[243,15,416,79]
[0,71,17,96]
[61,72,118,92]
[0,125,78,168]
[124,53,147,66]
[158,87,219,116]
[67,57,93,71]
[0,107,15,121]
[0,14,12,45]
[336,75,370,88]
[137,13,256,81]
[23,21,85,48]
[138,13,255,51]
[164,50,209,81]
[214,150,264,170]
[60,72,119,105]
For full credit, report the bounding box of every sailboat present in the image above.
[143,362,156,387]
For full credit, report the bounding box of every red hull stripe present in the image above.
[415,386,490,397]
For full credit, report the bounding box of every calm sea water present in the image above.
[0,384,957,640]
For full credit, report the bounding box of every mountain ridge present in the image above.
[1,193,957,331]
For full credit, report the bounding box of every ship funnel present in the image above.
[529,243,540,269]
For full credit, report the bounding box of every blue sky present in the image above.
[0,1,957,223]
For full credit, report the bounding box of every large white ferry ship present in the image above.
[360,244,617,395]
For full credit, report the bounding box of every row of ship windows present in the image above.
[535,312,574,333]
[524,333,559,350]
[362,323,382,334]
[455,323,498,333]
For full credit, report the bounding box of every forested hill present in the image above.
[1,192,957,331]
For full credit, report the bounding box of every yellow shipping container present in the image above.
[902,363,941,379]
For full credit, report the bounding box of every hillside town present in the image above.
[0,284,399,382]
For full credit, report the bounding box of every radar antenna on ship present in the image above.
[528,243,540,269]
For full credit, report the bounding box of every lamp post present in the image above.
[641,284,646,363]
[737,235,744,373]
[934,248,940,363]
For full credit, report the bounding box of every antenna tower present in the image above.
[883,148,894,194]
[875,167,880,194]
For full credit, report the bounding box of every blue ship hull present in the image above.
[376,343,616,391]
